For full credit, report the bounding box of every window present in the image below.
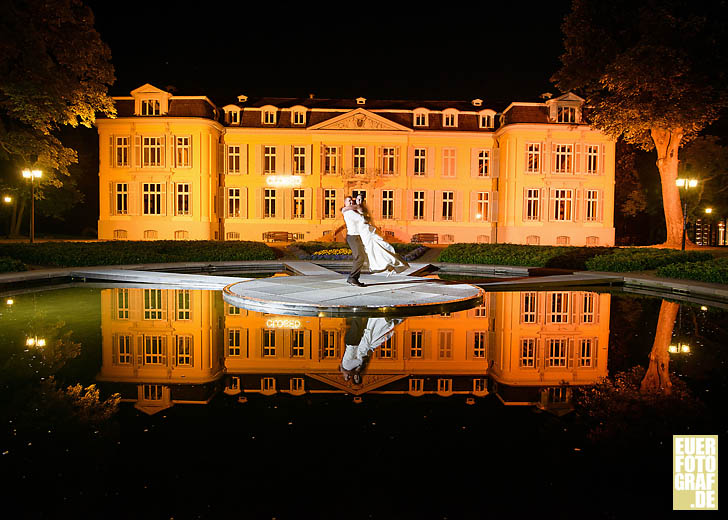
[117,335,132,364]
[579,339,594,367]
[115,183,128,215]
[520,338,536,367]
[547,339,568,367]
[585,190,600,221]
[413,111,428,127]
[473,331,486,358]
[176,290,191,320]
[414,148,427,176]
[474,304,487,318]
[526,143,541,173]
[438,330,453,359]
[557,106,577,123]
[556,236,570,245]
[442,111,457,127]
[143,229,158,240]
[227,188,241,218]
[353,147,366,174]
[473,378,486,393]
[144,335,164,364]
[262,377,276,391]
[477,150,489,177]
[264,146,276,174]
[228,145,241,174]
[115,137,129,167]
[293,146,306,174]
[176,335,192,366]
[176,136,191,168]
[143,183,163,215]
[113,229,128,239]
[413,191,425,220]
[409,378,424,392]
[174,230,188,240]
[525,188,540,221]
[586,144,599,174]
[142,137,163,167]
[442,191,454,221]
[323,189,337,219]
[144,289,165,320]
[479,114,494,129]
[321,330,337,358]
[581,293,596,323]
[263,329,276,357]
[437,379,452,393]
[548,292,570,323]
[116,289,129,319]
[292,330,305,357]
[522,292,537,323]
[229,110,239,125]
[141,99,160,116]
[293,189,305,219]
[586,236,599,246]
[552,189,573,221]
[442,148,456,178]
[323,146,339,174]
[143,384,163,400]
[263,109,276,125]
[379,336,394,359]
[291,378,304,392]
[228,329,242,356]
[409,331,423,358]
[382,190,394,220]
[526,235,540,245]
[476,192,489,221]
[264,188,276,218]
[293,110,306,125]
[175,184,190,216]
[226,232,239,240]
[381,147,396,175]
[553,144,573,173]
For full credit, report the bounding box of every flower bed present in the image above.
[289,241,427,261]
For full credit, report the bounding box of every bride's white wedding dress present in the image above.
[359,223,410,275]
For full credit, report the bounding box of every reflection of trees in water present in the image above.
[640,300,678,395]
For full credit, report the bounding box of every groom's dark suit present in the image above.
[343,208,366,284]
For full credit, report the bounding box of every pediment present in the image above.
[551,92,584,104]
[307,372,408,395]
[130,83,171,96]
[309,108,412,131]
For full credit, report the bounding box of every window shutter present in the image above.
[426,147,435,177]
[394,146,401,176]
[370,189,381,221]
[574,189,582,222]
[109,136,114,168]
[172,136,178,168]
[540,187,547,222]
[376,146,382,174]
[424,330,432,360]
[543,141,550,174]
[522,187,528,222]
[470,191,479,223]
[491,148,499,179]
[161,135,167,168]
[278,189,286,219]
[570,293,577,324]
[160,182,167,216]
[434,191,443,222]
[188,136,193,169]
[109,182,116,216]
[129,182,139,216]
[112,336,118,365]
[490,191,499,221]
[406,190,414,220]
[466,331,474,360]
[593,338,599,365]
[134,135,141,168]
[136,336,143,366]
[320,144,326,174]
[567,338,575,369]
[470,148,479,178]
[407,146,415,176]
[536,293,545,324]
[275,145,283,174]
[255,188,262,219]
[455,191,463,222]
[347,145,354,171]
[283,145,292,174]
[255,145,262,175]
[239,143,248,175]
[241,187,248,219]
[535,338,542,369]
[599,189,604,222]
[366,145,374,173]
[315,187,323,220]
[574,143,582,174]
[426,190,435,221]
[305,144,312,175]
[394,189,402,220]
[304,187,312,219]
[599,144,605,175]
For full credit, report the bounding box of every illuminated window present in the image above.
[323,146,339,174]
[175,183,190,216]
[547,339,568,367]
[479,113,494,129]
[323,189,337,219]
[522,292,537,323]
[581,293,596,323]
[227,303,241,315]
[227,188,241,218]
[442,110,457,127]
[585,190,600,221]
[142,183,163,215]
[176,290,191,320]
[474,304,487,318]
[264,146,276,174]
[476,192,489,221]
[176,335,192,366]
[379,335,395,359]
[142,137,163,167]
[586,144,599,174]
[140,99,160,116]
[438,330,453,359]
[547,292,570,323]
[579,339,594,367]
[557,106,577,123]
[382,190,394,220]
[526,143,541,173]
[114,136,129,167]
[321,330,337,358]
[413,191,425,220]
[117,335,132,364]
[473,331,486,358]
[381,147,396,175]
[228,145,241,174]
[552,189,573,221]
[441,191,454,221]
[228,110,239,124]
[293,146,306,174]
[144,335,164,364]
[293,189,305,219]
[413,110,428,127]
[263,329,276,357]
[293,110,306,125]
[143,289,165,320]
[409,331,423,358]
[175,136,191,168]
[116,288,129,319]
[264,188,276,218]
[520,338,536,367]
[524,188,540,221]
[263,108,277,125]
[292,330,305,357]
[143,384,163,400]
[477,150,489,177]
[353,147,366,174]
[442,148,456,178]
[114,183,128,215]
[553,144,573,173]
[228,329,242,356]
[413,148,427,176]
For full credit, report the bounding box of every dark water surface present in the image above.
[1,285,726,518]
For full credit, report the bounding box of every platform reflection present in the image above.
[96,288,611,414]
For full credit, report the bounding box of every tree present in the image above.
[679,135,728,220]
[0,0,115,235]
[552,0,728,247]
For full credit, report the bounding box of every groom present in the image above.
[342,195,366,287]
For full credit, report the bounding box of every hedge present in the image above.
[437,243,593,268]
[584,248,713,272]
[0,256,27,273]
[0,241,276,268]
[655,257,728,284]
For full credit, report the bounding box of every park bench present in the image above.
[262,231,295,242]
[411,233,438,244]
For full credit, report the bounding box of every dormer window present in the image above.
[442,109,458,128]
[356,97,366,105]
[546,93,584,124]
[478,109,496,129]
[291,106,307,126]
[141,99,161,116]
[222,105,241,125]
[557,106,578,123]
[262,106,277,125]
[413,109,429,127]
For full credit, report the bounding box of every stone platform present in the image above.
[223,271,484,317]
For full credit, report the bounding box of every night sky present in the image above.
[85,1,574,109]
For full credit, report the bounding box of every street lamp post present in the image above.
[22,169,42,243]
[676,178,698,251]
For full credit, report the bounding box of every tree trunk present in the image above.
[640,299,679,395]
[651,127,692,248]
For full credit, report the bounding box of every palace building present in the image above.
[96,84,615,246]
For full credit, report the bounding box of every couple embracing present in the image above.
[342,194,409,287]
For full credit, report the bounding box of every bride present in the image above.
[342,194,410,276]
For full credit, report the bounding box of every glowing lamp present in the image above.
[6,299,13,305]
[3,196,11,203]
[705,208,713,214]
[22,169,42,179]
[669,345,678,354]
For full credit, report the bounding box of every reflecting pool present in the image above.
[1,285,726,518]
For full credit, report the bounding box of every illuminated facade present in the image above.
[96,288,610,413]
[96,84,615,245]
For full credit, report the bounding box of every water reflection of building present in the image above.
[96,288,610,414]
